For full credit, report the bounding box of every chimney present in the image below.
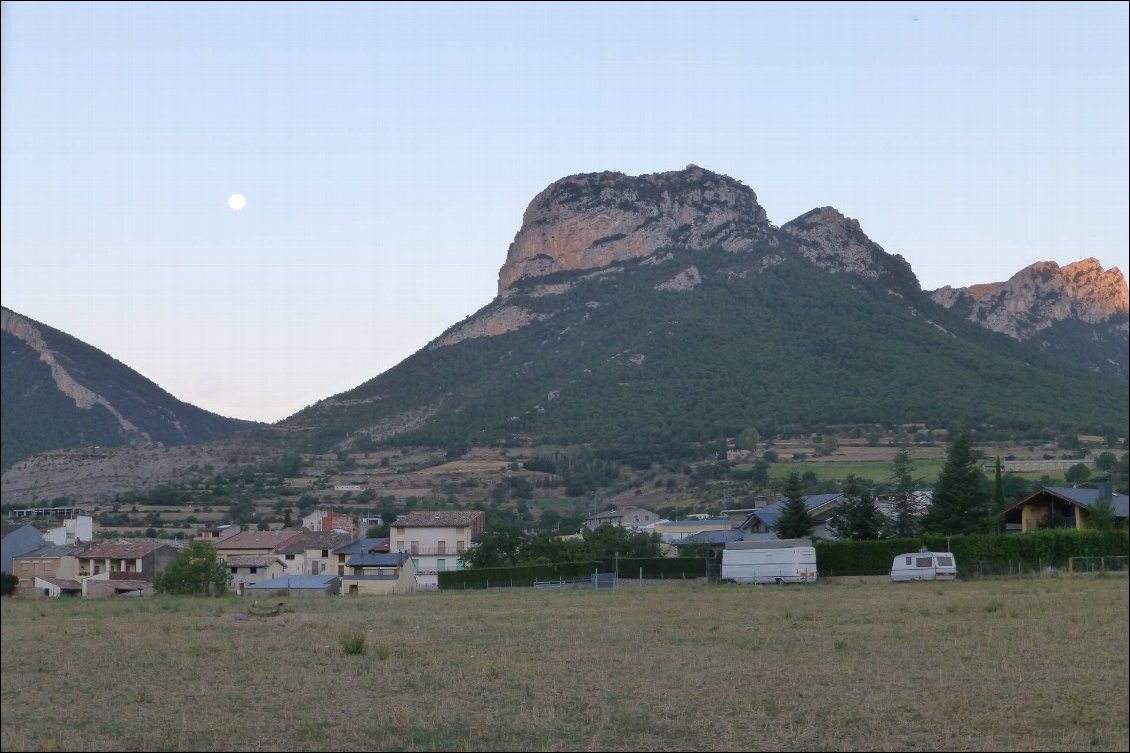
[1096,478,1113,502]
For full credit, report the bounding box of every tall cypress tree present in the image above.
[774,472,814,539]
[992,457,1006,512]
[922,432,992,534]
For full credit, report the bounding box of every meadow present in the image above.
[1,575,1127,752]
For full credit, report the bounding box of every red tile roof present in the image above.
[80,541,168,559]
[215,530,308,551]
[393,510,485,528]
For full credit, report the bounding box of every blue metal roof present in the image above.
[332,537,383,555]
[679,528,745,545]
[754,493,844,528]
[247,575,338,590]
[1043,487,1128,518]
[347,551,410,568]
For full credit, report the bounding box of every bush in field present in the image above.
[154,541,231,596]
[340,631,367,656]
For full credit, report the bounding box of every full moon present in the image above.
[227,193,247,211]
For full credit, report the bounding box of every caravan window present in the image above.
[936,556,953,567]
[915,557,933,568]
[905,557,912,565]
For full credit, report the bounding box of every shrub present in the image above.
[340,631,367,656]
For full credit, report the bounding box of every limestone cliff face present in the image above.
[1,307,143,436]
[497,165,771,293]
[781,207,918,286]
[929,259,1129,340]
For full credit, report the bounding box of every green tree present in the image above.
[579,525,662,563]
[885,450,921,538]
[154,541,230,596]
[736,427,760,452]
[773,473,814,539]
[826,474,883,540]
[1065,463,1091,485]
[460,526,528,568]
[1085,498,1119,532]
[1,572,18,597]
[922,432,992,534]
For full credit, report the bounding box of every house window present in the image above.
[437,541,446,555]
[456,559,464,571]
[230,567,238,574]
[437,559,446,572]
[338,566,345,575]
[285,554,295,560]
[250,567,258,574]
[412,558,420,572]
[321,550,329,558]
[410,541,420,555]
[456,540,465,553]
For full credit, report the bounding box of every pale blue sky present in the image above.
[2,2,1127,422]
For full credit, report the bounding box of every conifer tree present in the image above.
[774,472,814,539]
[885,450,921,538]
[922,432,992,534]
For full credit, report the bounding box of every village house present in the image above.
[391,510,485,588]
[1000,482,1128,532]
[76,540,179,580]
[340,550,416,595]
[301,531,356,575]
[301,509,355,536]
[196,524,242,543]
[583,507,660,531]
[214,529,310,594]
[2,522,44,576]
[738,494,845,540]
[12,542,86,593]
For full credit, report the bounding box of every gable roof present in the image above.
[679,528,746,546]
[215,530,308,551]
[347,551,411,568]
[333,537,385,556]
[585,507,656,522]
[247,574,338,590]
[393,510,485,528]
[750,494,844,529]
[36,577,83,591]
[1003,487,1129,518]
[224,555,283,569]
[24,543,87,558]
[80,541,170,559]
[300,531,355,552]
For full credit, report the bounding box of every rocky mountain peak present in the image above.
[497,165,771,292]
[780,206,918,285]
[930,258,1128,340]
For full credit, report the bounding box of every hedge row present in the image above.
[437,561,602,590]
[815,530,1130,576]
[616,557,712,580]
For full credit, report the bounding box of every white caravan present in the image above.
[721,539,818,584]
[890,551,958,582]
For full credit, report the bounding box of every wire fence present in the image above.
[1068,556,1129,574]
[960,557,1129,579]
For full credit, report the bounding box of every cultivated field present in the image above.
[2,576,1127,752]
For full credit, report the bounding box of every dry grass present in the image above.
[2,576,1127,751]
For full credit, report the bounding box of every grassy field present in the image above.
[2,576,1127,752]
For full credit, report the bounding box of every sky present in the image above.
[2,2,1127,424]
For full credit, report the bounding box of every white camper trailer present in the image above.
[890,551,957,582]
[720,539,818,584]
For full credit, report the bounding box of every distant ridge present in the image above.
[1,306,259,469]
